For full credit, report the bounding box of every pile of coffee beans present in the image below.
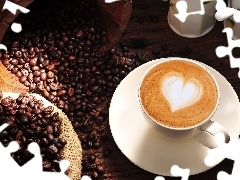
[0,0,192,178]
[0,92,66,172]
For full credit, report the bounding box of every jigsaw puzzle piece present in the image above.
[215,45,229,58]
[215,0,240,22]
[0,123,9,132]
[154,176,165,180]
[59,160,70,174]
[217,171,234,180]
[2,0,30,15]
[105,0,120,3]
[40,171,71,180]
[0,141,22,179]
[170,165,190,180]
[215,0,227,10]
[21,142,42,172]
[218,166,240,180]
[7,141,20,153]
[233,10,240,23]
[11,22,22,33]
[174,1,188,22]
[215,7,236,21]
[204,132,227,166]
[216,28,240,78]
[205,138,240,180]
[174,0,205,23]
[0,44,7,52]
[81,175,93,180]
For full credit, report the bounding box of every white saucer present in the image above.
[109,58,240,176]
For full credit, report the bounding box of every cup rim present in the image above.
[138,57,220,130]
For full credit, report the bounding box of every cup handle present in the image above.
[194,121,230,149]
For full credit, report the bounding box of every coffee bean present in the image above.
[11,59,18,65]
[103,149,112,157]
[152,17,160,23]
[15,51,22,58]
[47,71,54,79]
[62,36,69,43]
[2,59,10,66]
[68,88,74,96]
[152,49,160,55]
[68,55,76,61]
[96,165,105,174]
[161,44,168,50]
[179,49,188,56]
[93,142,101,149]
[20,115,28,124]
[49,145,58,154]
[29,58,37,66]
[139,3,148,9]
[137,17,144,23]
[58,138,67,146]
[90,85,101,93]
[47,134,55,143]
[88,154,96,162]
[33,77,41,83]
[43,160,51,169]
[92,172,98,179]
[169,50,179,56]
[184,46,192,53]
[46,125,54,134]
[57,90,66,96]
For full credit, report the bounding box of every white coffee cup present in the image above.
[168,0,217,38]
[138,58,230,149]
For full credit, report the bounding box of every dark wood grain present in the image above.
[101,0,239,180]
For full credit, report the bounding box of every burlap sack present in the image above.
[1,91,82,180]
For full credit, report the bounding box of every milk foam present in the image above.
[162,76,203,112]
[140,60,218,128]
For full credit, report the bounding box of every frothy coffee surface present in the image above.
[140,60,218,128]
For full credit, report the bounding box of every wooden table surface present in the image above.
[102,0,240,180]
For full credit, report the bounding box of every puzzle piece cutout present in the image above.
[2,0,30,33]
[104,0,121,3]
[0,44,7,51]
[154,176,165,180]
[11,22,22,33]
[154,165,190,180]
[174,0,205,23]
[0,0,30,51]
[2,0,30,15]
[215,0,240,22]
[0,123,72,180]
[81,175,93,180]
[215,28,240,78]
[171,165,190,180]
[175,0,240,23]
[205,133,240,180]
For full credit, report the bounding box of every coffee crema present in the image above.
[140,60,218,128]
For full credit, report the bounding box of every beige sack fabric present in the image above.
[1,92,82,180]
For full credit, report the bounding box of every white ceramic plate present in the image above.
[109,58,240,176]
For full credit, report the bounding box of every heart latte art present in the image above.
[162,76,203,112]
[140,60,218,128]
